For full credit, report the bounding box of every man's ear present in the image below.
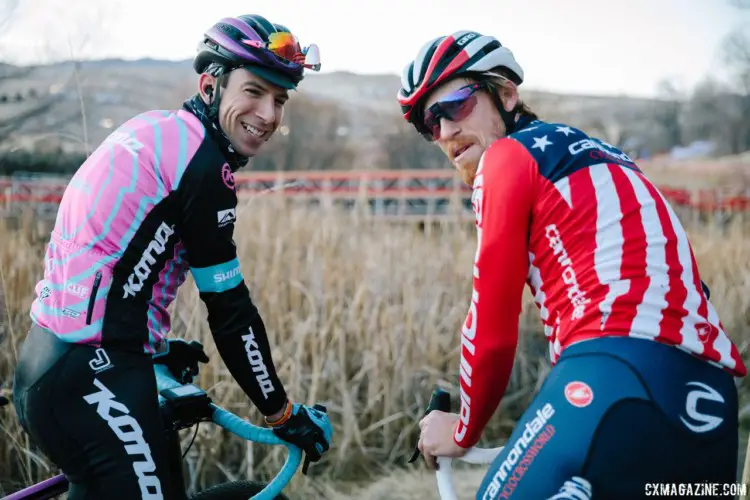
[198,73,217,104]
[498,83,519,113]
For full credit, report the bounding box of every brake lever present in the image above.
[408,387,452,463]
[302,404,328,476]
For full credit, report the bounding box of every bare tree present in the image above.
[724,30,750,88]
[0,1,63,146]
[250,95,356,171]
[719,0,750,152]
[652,79,685,149]
[379,115,451,170]
[0,0,125,164]
[683,80,723,140]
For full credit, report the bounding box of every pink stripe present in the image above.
[29,108,209,354]
[155,111,204,190]
[219,17,263,42]
[206,29,254,59]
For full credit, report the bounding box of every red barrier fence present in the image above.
[1,169,749,213]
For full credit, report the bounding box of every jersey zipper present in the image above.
[86,271,102,325]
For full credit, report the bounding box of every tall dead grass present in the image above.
[0,197,748,498]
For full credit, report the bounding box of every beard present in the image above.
[453,124,505,188]
[459,162,478,187]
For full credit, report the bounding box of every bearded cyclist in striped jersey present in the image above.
[398,30,747,499]
[12,14,331,499]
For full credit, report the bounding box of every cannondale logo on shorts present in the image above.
[680,381,724,433]
[481,403,556,499]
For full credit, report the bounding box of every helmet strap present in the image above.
[185,71,248,172]
[207,73,228,120]
[489,90,518,136]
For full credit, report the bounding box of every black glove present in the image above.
[153,339,209,384]
[269,402,333,465]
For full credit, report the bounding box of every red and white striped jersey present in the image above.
[454,117,747,449]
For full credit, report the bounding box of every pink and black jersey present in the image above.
[29,96,288,415]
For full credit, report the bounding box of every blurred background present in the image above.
[1,1,749,498]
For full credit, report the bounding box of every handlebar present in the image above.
[412,387,505,500]
[153,365,303,500]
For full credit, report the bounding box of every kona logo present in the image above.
[104,131,144,157]
[242,327,275,399]
[122,222,175,298]
[83,379,163,498]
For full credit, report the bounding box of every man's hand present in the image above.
[269,402,333,465]
[153,338,209,384]
[418,410,468,470]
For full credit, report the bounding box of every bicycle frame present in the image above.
[153,364,303,500]
[1,365,303,500]
[2,475,68,500]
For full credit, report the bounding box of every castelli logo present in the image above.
[695,323,716,345]
[564,381,593,408]
[221,163,235,191]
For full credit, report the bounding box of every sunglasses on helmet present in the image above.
[243,32,321,71]
[419,82,489,142]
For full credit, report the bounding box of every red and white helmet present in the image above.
[397,31,524,124]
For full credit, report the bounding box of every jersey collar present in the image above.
[182,94,248,172]
[513,115,540,133]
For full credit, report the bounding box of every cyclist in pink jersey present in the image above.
[13,14,331,499]
[398,30,747,499]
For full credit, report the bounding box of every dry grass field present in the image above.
[1,190,748,499]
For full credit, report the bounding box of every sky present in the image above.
[0,0,745,98]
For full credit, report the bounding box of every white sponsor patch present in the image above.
[217,208,237,228]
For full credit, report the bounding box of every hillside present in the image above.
[0,58,664,155]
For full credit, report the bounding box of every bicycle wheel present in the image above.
[188,480,290,500]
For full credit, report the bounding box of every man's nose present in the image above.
[255,95,276,123]
[439,117,460,140]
